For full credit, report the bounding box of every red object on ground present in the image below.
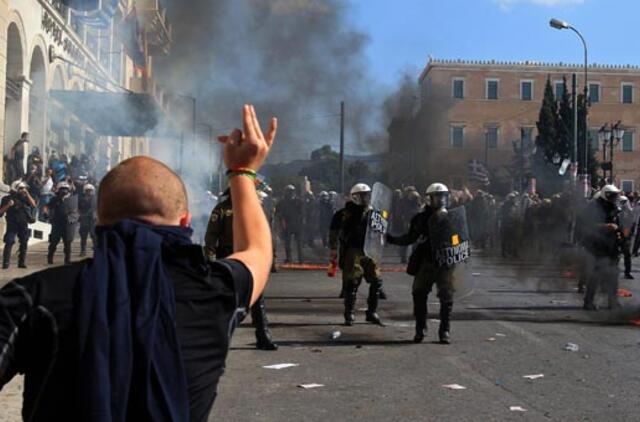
[327,259,337,277]
[617,288,633,298]
[630,319,640,327]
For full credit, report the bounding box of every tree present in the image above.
[535,77,560,164]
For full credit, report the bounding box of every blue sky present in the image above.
[348,0,639,87]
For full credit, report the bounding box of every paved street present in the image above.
[1,243,639,421]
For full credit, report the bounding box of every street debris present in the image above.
[630,319,640,327]
[564,342,579,352]
[263,363,299,370]
[509,406,527,412]
[523,374,544,380]
[495,333,507,337]
[330,330,342,340]
[298,383,324,389]
[442,384,467,390]
[472,273,481,276]
[486,337,497,342]
[617,288,632,298]
[310,348,322,353]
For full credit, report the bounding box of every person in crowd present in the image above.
[45,181,79,265]
[275,185,304,263]
[578,184,623,310]
[387,183,457,344]
[205,188,278,351]
[9,132,29,180]
[0,105,277,421]
[78,183,98,257]
[619,195,634,279]
[0,180,36,269]
[23,164,43,203]
[329,183,384,326]
[317,191,335,248]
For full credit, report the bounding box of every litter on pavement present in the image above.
[330,331,342,340]
[298,383,324,389]
[442,384,467,390]
[509,406,527,412]
[495,333,507,337]
[617,288,632,298]
[486,337,497,342]
[523,374,544,380]
[564,342,579,352]
[263,363,299,370]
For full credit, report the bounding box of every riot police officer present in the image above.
[78,184,97,257]
[46,181,79,265]
[387,183,457,344]
[579,184,623,310]
[329,183,384,326]
[275,185,304,263]
[0,181,36,268]
[205,190,278,350]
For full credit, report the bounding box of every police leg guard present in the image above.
[79,231,87,257]
[343,281,357,326]
[47,244,55,265]
[412,294,428,343]
[251,296,278,351]
[2,243,13,269]
[63,242,72,265]
[438,301,453,344]
[17,241,27,268]
[378,284,388,300]
[365,279,383,326]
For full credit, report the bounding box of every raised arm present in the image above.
[219,105,277,305]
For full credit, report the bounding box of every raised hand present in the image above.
[217,105,277,171]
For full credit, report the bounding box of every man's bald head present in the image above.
[98,156,189,226]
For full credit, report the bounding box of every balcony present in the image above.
[136,0,172,56]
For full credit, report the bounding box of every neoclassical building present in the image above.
[0,0,172,184]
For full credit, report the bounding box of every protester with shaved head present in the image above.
[0,105,277,421]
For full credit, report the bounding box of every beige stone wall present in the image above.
[418,61,640,192]
[0,0,9,184]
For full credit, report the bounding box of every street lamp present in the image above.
[598,121,624,183]
[549,18,589,177]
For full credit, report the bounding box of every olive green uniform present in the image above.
[205,196,278,350]
[329,201,383,325]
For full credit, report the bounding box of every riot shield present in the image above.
[429,206,471,269]
[64,194,80,225]
[364,182,393,263]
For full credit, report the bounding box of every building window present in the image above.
[621,180,634,193]
[521,80,533,101]
[521,127,534,150]
[622,83,633,104]
[486,79,499,100]
[622,131,634,152]
[452,78,464,99]
[588,128,599,151]
[588,83,600,103]
[451,126,464,148]
[555,81,565,99]
[486,127,499,149]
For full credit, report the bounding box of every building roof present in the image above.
[419,58,640,83]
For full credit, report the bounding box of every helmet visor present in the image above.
[352,192,371,206]
[429,192,450,209]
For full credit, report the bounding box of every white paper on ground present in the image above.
[263,363,299,370]
[298,383,324,389]
[442,384,467,390]
[522,374,544,380]
[509,406,527,412]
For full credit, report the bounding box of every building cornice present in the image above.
[419,58,640,83]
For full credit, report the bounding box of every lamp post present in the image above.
[598,121,624,184]
[549,18,589,178]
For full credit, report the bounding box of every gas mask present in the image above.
[351,192,371,207]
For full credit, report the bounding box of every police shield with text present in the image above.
[387,183,469,344]
[329,183,385,326]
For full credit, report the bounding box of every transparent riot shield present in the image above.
[428,206,471,269]
[364,182,393,263]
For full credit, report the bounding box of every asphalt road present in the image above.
[1,244,639,422]
[211,251,640,422]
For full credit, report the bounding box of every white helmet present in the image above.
[10,180,27,191]
[350,183,372,206]
[425,183,449,195]
[601,184,621,203]
[619,195,629,205]
[284,184,296,191]
[83,183,95,192]
[257,191,268,200]
[56,181,71,190]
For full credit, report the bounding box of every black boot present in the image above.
[252,296,278,351]
[47,245,55,265]
[378,286,388,300]
[18,244,27,269]
[2,244,13,269]
[343,282,357,326]
[365,281,383,326]
[413,294,428,343]
[439,301,453,344]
